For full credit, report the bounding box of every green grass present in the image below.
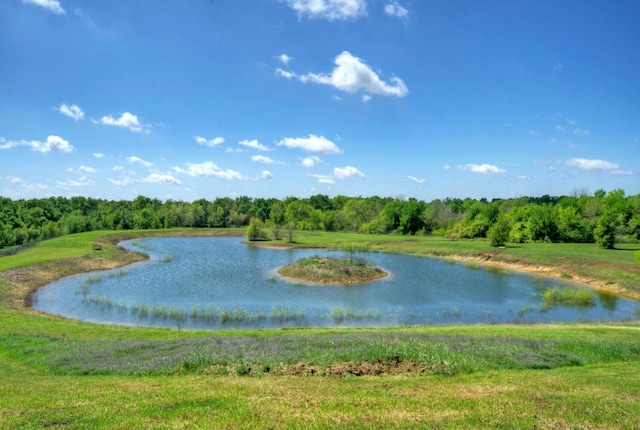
[1,229,640,428]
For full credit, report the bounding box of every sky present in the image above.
[1,0,639,202]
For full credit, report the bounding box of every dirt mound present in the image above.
[283,355,454,377]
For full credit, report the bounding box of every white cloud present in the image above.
[334,165,364,180]
[300,156,323,167]
[291,51,408,98]
[107,176,134,186]
[195,136,224,147]
[309,174,336,184]
[251,155,281,164]
[282,0,366,20]
[239,139,271,151]
[21,0,65,15]
[565,158,632,175]
[126,156,153,168]
[57,177,94,188]
[78,165,100,174]
[276,134,342,154]
[141,173,182,185]
[173,161,244,181]
[276,54,292,65]
[574,128,590,136]
[555,125,565,132]
[362,95,372,103]
[260,170,274,180]
[93,153,105,158]
[276,68,295,79]
[384,2,408,19]
[408,176,425,184]
[553,62,564,71]
[458,163,507,174]
[58,104,84,121]
[0,135,74,153]
[97,112,149,133]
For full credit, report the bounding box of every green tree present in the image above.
[246,218,266,241]
[488,216,510,247]
[594,210,619,249]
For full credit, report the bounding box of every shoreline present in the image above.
[2,232,638,315]
[248,240,640,301]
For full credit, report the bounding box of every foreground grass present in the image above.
[1,229,640,428]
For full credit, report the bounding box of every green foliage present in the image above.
[1,190,640,250]
[541,286,596,310]
[488,216,510,247]
[595,210,619,249]
[246,218,266,241]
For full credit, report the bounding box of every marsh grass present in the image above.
[541,286,597,311]
[75,274,103,295]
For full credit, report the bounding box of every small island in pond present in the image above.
[277,256,388,285]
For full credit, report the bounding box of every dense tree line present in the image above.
[1,189,639,250]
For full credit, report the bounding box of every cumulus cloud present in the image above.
[195,136,224,147]
[0,135,74,153]
[251,155,283,164]
[276,134,342,154]
[282,51,408,98]
[239,139,271,151]
[5,176,49,192]
[126,156,153,168]
[384,2,408,18]
[107,176,134,186]
[78,165,100,174]
[300,156,323,167]
[309,174,336,184]
[97,112,149,133]
[458,163,507,174]
[93,153,105,158]
[260,170,274,180]
[565,158,632,175]
[141,173,182,185]
[173,161,244,181]
[21,0,65,15]
[282,0,366,20]
[57,177,94,188]
[58,103,84,121]
[408,176,425,184]
[276,54,292,65]
[333,165,364,179]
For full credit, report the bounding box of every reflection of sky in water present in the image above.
[33,237,640,329]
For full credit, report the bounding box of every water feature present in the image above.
[33,237,640,329]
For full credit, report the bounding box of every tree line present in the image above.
[1,189,639,250]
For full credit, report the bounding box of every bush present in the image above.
[488,217,510,247]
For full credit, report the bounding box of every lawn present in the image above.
[1,229,639,429]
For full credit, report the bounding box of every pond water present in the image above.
[33,237,639,329]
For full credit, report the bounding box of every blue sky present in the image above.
[1,0,638,202]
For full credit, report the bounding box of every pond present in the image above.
[33,237,639,329]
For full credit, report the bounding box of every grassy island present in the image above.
[278,256,388,284]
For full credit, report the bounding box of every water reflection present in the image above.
[32,237,639,329]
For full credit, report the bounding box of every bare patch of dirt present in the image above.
[281,355,454,377]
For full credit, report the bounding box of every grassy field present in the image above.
[1,229,639,429]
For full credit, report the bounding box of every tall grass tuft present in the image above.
[541,286,596,310]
